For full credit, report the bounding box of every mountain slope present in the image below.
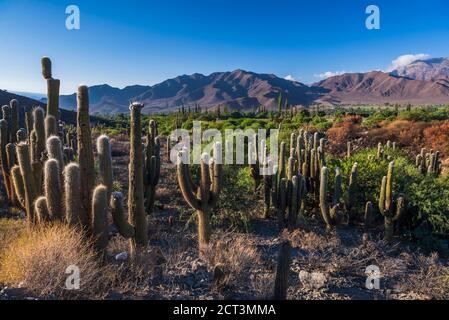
[314,71,449,105]
[59,84,151,113]
[59,70,324,114]
[391,57,449,81]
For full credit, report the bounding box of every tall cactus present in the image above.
[319,166,344,231]
[44,159,62,220]
[32,107,46,162]
[273,241,291,300]
[9,99,19,143]
[144,120,160,215]
[92,185,109,254]
[128,103,148,256]
[378,161,406,241]
[77,85,95,229]
[177,142,222,249]
[0,120,12,201]
[64,162,81,226]
[16,143,37,225]
[97,135,113,200]
[41,57,60,120]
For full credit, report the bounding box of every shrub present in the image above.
[0,224,109,299]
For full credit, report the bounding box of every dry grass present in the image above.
[0,218,25,253]
[203,233,262,289]
[0,223,110,299]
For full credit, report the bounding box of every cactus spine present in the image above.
[177,143,222,249]
[44,159,62,220]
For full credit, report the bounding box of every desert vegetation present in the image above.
[0,58,449,300]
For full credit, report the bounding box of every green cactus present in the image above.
[9,99,19,143]
[45,115,58,141]
[378,161,406,241]
[97,135,113,200]
[91,185,109,254]
[128,103,148,256]
[64,162,81,227]
[33,107,46,162]
[110,191,135,239]
[44,159,62,220]
[76,85,95,229]
[177,143,222,249]
[34,196,50,224]
[16,143,38,225]
[144,120,161,215]
[11,165,25,208]
[273,241,291,300]
[46,135,64,176]
[0,120,12,201]
[248,134,261,193]
[347,162,358,220]
[319,166,344,231]
[364,201,374,229]
[41,57,60,120]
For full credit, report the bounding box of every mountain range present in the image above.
[8,57,449,114]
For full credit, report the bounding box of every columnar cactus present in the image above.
[319,166,344,231]
[46,135,64,176]
[11,165,25,208]
[34,196,49,224]
[77,85,95,228]
[41,57,60,120]
[364,201,374,229]
[0,120,12,201]
[9,99,19,143]
[347,162,358,219]
[378,161,406,241]
[97,135,113,199]
[32,107,46,162]
[144,120,161,215]
[16,143,38,225]
[44,159,62,220]
[128,103,148,255]
[45,115,58,140]
[273,241,291,300]
[64,162,81,226]
[177,142,222,249]
[110,191,135,239]
[248,134,261,193]
[92,185,109,254]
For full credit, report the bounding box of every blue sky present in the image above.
[1,0,448,94]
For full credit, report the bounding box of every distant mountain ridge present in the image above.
[49,57,449,113]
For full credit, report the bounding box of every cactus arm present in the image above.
[385,161,394,213]
[97,135,114,199]
[110,192,135,239]
[273,241,291,300]
[319,166,333,229]
[177,159,201,211]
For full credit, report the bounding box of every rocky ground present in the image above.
[1,135,448,300]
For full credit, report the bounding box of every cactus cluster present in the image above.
[144,119,161,215]
[416,148,442,175]
[378,161,406,241]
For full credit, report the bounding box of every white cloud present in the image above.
[314,71,346,79]
[386,54,431,72]
[284,75,297,82]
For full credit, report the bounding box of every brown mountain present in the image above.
[314,71,449,105]
[60,70,324,114]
